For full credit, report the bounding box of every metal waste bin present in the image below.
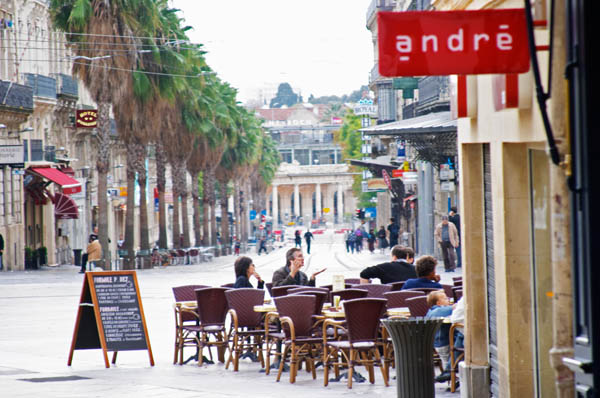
[73,249,82,266]
[382,317,443,398]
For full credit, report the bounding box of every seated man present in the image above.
[401,255,442,290]
[359,245,417,284]
[425,291,453,380]
[271,248,326,287]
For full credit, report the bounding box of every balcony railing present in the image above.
[24,73,57,99]
[56,73,78,98]
[0,80,34,112]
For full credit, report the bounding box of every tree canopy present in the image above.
[269,82,300,108]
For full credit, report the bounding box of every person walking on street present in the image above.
[344,230,351,253]
[367,229,376,253]
[304,229,314,254]
[294,230,302,248]
[377,226,388,254]
[387,218,400,248]
[0,233,4,271]
[257,236,268,255]
[347,230,356,254]
[434,216,459,272]
[449,207,462,268]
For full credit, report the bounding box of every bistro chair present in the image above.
[193,287,230,366]
[265,282,273,297]
[351,283,392,298]
[453,287,463,302]
[188,248,200,264]
[383,290,426,309]
[221,283,236,288]
[271,285,297,297]
[322,298,389,389]
[388,281,406,291]
[402,287,442,294]
[331,288,368,302]
[441,284,454,301]
[404,296,429,317]
[172,284,210,365]
[318,284,334,301]
[449,322,465,392]
[344,278,363,289]
[273,295,323,383]
[224,288,266,371]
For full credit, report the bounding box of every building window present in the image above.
[279,150,292,164]
[294,149,309,165]
[30,139,43,161]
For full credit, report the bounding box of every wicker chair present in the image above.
[191,287,230,366]
[172,284,210,364]
[224,288,266,371]
[350,283,392,298]
[402,287,442,294]
[322,298,389,389]
[404,296,430,317]
[271,285,297,297]
[331,288,368,302]
[449,322,465,392]
[453,287,463,302]
[388,281,406,291]
[272,295,323,383]
[383,290,427,309]
[441,284,454,301]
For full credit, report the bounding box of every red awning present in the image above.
[54,192,79,219]
[30,167,82,195]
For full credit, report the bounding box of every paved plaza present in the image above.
[0,231,461,397]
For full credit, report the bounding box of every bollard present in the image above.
[382,317,443,398]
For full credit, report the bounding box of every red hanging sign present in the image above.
[378,9,530,77]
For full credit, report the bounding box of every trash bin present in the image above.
[382,317,443,398]
[73,249,82,266]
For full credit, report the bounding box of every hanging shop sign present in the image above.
[76,109,98,128]
[378,9,529,76]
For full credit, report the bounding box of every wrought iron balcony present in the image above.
[56,73,78,99]
[24,73,57,99]
[0,80,34,112]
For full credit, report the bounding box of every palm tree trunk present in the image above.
[171,159,183,249]
[207,170,218,255]
[191,171,202,247]
[124,146,136,269]
[219,180,229,255]
[180,184,191,248]
[202,173,209,246]
[136,151,149,251]
[233,180,240,247]
[96,102,111,270]
[155,142,168,249]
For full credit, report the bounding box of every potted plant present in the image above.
[24,247,37,269]
[37,246,47,266]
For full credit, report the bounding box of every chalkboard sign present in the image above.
[68,271,154,368]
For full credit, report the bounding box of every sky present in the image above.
[170,0,373,104]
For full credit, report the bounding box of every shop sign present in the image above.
[76,109,98,128]
[378,9,529,76]
[0,145,24,165]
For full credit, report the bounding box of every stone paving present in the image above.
[0,230,461,397]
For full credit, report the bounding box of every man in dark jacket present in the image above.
[271,248,326,287]
[359,245,417,284]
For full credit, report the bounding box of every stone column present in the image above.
[294,184,300,219]
[337,184,344,224]
[315,183,321,219]
[272,185,278,228]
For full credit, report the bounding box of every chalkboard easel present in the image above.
[68,271,154,368]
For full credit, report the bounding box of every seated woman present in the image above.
[233,256,264,289]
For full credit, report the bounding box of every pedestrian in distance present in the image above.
[233,256,264,289]
[257,236,268,255]
[344,230,351,253]
[354,227,363,253]
[304,229,314,254]
[377,226,388,254]
[367,229,376,253]
[294,230,302,248]
[234,238,241,256]
[347,230,356,254]
[434,215,459,272]
[387,218,400,248]
[0,232,4,271]
[448,207,462,268]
